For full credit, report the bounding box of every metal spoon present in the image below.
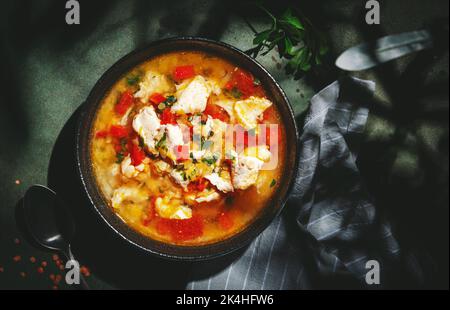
[23,184,89,289]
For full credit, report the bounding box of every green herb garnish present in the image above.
[116,152,125,163]
[165,95,177,104]
[230,87,242,99]
[247,6,328,77]
[202,155,218,165]
[126,74,141,86]
[156,133,167,149]
[138,137,145,148]
[270,179,277,187]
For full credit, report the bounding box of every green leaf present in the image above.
[249,5,328,75]
[284,36,296,56]
[280,9,304,30]
[253,29,273,45]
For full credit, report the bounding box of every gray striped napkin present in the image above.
[186,77,406,290]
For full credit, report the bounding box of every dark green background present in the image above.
[0,0,448,289]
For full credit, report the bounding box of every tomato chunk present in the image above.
[188,178,208,192]
[225,69,264,99]
[109,125,129,138]
[130,143,146,166]
[204,102,229,122]
[115,91,134,115]
[95,130,109,138]
[156,215,204,241]
[149,92,166,104]
[160,108,177,125]
[173,65,195,81]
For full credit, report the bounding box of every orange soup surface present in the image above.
[91,51,286,245]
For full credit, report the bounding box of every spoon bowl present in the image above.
[23,185,75,252]
[23,184,89,289]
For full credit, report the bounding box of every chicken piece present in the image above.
[205,170,233,193]
[121,155,145,178]
[172,76,215,114]
[234,96,272,130]
[231,146,272,190]
[155,196,192,219]
[134,71,174,102]
[111,186,147,209]
[132,106,163,155]
[164,124,185,163]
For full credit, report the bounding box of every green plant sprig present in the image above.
[247,6,328,77]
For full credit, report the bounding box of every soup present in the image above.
[91,51,286,245]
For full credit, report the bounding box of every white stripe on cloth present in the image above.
[224,263,234,290]
[260,218,283,290]
[242,238,259,290]
[316,222,370,241]
[278,245,292,290]
[307,208,351,229]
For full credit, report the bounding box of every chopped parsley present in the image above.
[165,95,177,104]
[126,73,141,86]
[202,154,219,165]
[116,152,125,163]
[156,133,167,149]
[230,87,242,99]
[270,179,277,187]
[180,171,187,181]
[138,136,145,148]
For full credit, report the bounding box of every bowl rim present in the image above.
[76,36,300,261]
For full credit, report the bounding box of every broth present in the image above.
[91,51,286,245]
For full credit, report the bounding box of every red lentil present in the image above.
[80,266,91,277]
[37,267,44,274]
[52,254,59,261]
[30,256,36,263]
[41,261,48,267]
[13,255,21,262]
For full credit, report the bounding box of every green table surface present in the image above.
[0,0,448,289]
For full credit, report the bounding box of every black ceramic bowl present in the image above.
[76,37,299,261]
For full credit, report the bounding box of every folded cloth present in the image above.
[186,77,407,290]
